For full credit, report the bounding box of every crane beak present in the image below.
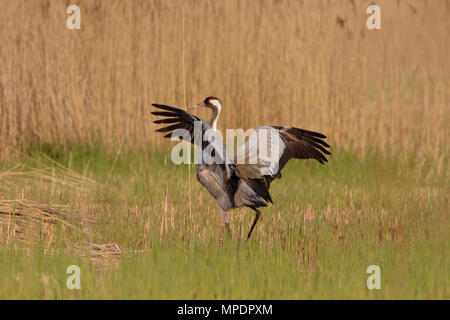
[190,102,206,110]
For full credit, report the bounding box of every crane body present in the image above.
[152,97,331,240]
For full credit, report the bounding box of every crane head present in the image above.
[191,96,222,112]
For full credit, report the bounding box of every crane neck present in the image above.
[210,107,221,130]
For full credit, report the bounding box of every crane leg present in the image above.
[225,223,231,238]
[219,208,232,239]
[246,210,261,241]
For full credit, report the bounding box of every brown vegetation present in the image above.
[0,0,448,158]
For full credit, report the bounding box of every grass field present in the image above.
[0,146,448,299]
[0,0,448,299]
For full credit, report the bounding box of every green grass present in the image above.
[0,145,448,299]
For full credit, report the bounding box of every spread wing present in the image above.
[151,103,234,176]
[234,125,331,202]
[152,104,210,148]
[272,125,331,169]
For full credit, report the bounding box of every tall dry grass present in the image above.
[0,0,448,158]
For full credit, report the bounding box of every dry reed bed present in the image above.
[0,199,123,266]
[0,160,123,266]
[0,200,79,248]
[0,0,448,158]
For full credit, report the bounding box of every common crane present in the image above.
[151,97,331,240]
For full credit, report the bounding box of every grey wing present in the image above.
[234,126,286,177]
[233,125,331,201]
[272,125,331,170]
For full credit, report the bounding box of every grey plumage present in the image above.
[151,96,331,240]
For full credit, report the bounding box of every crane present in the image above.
[151,96,331,240]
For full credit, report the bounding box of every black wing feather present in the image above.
[151,103,214,150]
